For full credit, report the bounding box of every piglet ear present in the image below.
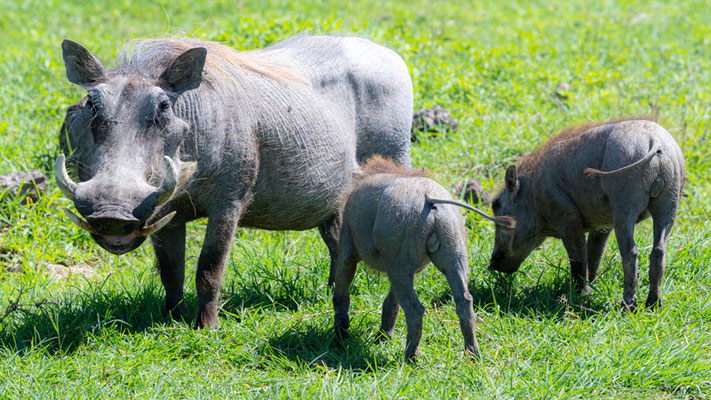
[62,40,107,86]
[159,47,207,95]
[505,165,518,195]
[350,168,365,181]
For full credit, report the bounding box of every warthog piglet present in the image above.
[489,118,685,311]
[332,156,514,361]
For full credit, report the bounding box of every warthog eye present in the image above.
[492,199,501,213]
[85,91,105,115]
[85,98,97,115]
[159,99,171,113]
[86,96,109,142]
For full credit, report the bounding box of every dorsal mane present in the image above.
[518,115,657,173]
[117,38,305,85]
[357,155,428,180]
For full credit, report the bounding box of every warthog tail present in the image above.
[426,197,516,228]
[585,139,662,178]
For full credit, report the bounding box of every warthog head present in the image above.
[488,165,545,273]
[56,40,205,254]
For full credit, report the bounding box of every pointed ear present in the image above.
[62,40,106,86]
[350,168,365,181]
[159,47,207,95]
[505,165,518,195]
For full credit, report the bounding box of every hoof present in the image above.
[194,321,220,330]
[465,344,481,361]
[404,350,418,364]
[165,301,187,322]
[194,312,220,330]
[334,325,350,343]
[621,299,638,313]
[645,297,663,310]
[374,330,393,344]
[577,285,593,295]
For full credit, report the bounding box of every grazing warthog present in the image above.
[489,118,685,310]
[332,156,514,361]
[56,35,413,328]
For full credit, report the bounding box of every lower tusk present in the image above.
[138,211,177,237]
[63,207,97,234]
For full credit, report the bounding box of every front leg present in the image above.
[151,223,187,320]
[586,229,611,283]
[318,214,341,287]
[195,206,241,329]
[376,286,400,342]
[561,230,590,294]
[544,180,589,293]
[333,226,358,341]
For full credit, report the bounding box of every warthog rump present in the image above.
[489,118,685,310]
[332,156,514,361]
[57,34,413,328]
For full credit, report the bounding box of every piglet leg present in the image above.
[562,231,591,294]
[614,217,639,312]
[388,269,424,363]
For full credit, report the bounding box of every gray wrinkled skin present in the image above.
[332,161,481,362]
[489,119,686,310]
[58,34,413,328]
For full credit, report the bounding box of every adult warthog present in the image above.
[56,35,413,328]
[489,118,685,311]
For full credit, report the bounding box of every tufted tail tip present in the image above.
[496,216,516,229]
[584,167,604,178]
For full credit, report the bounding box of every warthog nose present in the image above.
[87,217,142,236]
[86,209,142,236]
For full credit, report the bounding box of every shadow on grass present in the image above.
[430,269,613,321]
[222,268,326,313]
[261,321,394,372]
[0,282,190,355]
[0,265,327,355]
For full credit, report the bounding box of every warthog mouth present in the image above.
[92,232,148,255]
[63,207,177,255]
[55,153,180,255]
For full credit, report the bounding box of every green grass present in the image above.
[1,0,710,398]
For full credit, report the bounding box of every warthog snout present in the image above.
[488,250,522,273]
[87,207,142,235]
[55,154,178,254]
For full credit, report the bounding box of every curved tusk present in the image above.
[55,154,78,201]
[155,156,178,206]
[63,207,96,234]
[138,211,177,237]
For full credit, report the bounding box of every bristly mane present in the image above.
[117,38,305,85]
[358,155,428,179]
[518,115,657,173]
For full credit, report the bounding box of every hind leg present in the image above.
[587,229,611,283]
[318,214,341,287]
[388,268,424,362]
[429,243,480,358]
[646,195,680,309]
[430,249,480,359]
[376,286,400,342]
[613,215,640,311]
